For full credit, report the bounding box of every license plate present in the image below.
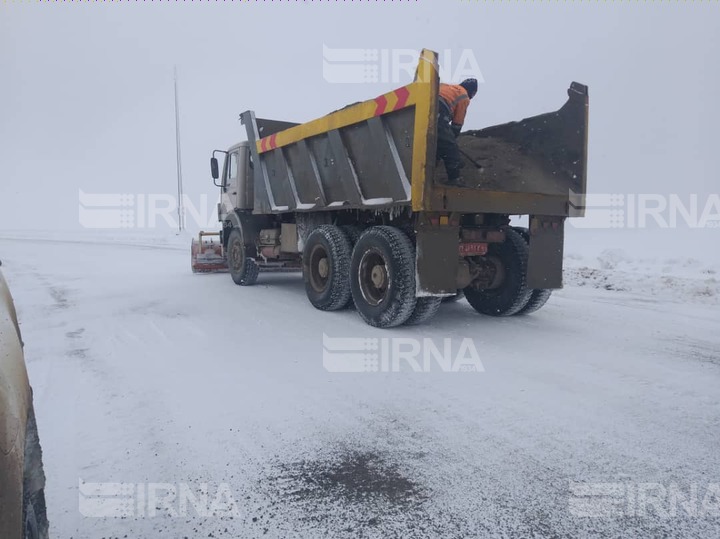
[459,242,488,256]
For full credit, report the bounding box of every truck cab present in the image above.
[217,141,253,223]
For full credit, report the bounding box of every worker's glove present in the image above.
[451,124,462,138]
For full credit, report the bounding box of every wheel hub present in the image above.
[468,256,504,290]
[230,241,244,271]
[486,256,505,289]
[370,264,386,288]
[318,258,329,279]
[309,245,330,292]
[358,249,389,306]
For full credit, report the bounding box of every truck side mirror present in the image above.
[210,157,219,180]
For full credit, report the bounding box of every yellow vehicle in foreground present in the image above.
[0,265,49,539]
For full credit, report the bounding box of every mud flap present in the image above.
[415,216,459,296]
[527,215,564,289]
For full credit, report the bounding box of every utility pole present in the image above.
[174,65,185,232]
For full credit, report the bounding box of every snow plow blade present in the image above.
[191,232,228,273]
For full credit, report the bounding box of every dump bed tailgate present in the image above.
[430,82,589,217]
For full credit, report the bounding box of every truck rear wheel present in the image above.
[405,297,442,325]
[303,225,352,311]
[341,225,363,246]
[517,289,553,315]
[227,228,259,286]
[340,226,364,308]
[442,290,464,303]
[464,228,532,316]
[350,226,417,328]
[513,226,553,315]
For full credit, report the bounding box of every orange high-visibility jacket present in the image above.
[439,83,470,129]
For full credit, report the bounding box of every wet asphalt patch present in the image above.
[273,450,424,506]
[254,449,433,536]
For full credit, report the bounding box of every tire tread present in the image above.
[303,225,352,311]
[351,226,417,328]
[405,297,442,326]
[464,228,532,316]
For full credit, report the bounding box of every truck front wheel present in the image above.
[350,226,417,328]
[227,228,259,286]
[464,228,532,316]
[303,225,353,311]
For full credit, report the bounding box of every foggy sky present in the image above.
[1,1,718,231]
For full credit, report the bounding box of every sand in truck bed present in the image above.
[433,134,572,196]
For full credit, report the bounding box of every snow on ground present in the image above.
[562,228,720,306]
[0,228,719,538]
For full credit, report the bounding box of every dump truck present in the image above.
[196,49,588,328]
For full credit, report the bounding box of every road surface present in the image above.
[1,233,719,538]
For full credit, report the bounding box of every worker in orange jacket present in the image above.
[437,78,478,185]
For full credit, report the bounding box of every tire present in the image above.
[442,290,464,303]
[517,289,553,315]
[341,225,363,246]
[405,297,442,326]
[464,228,532,316]
[513,226,553,315]
[302,225,352,311]
[227,228,259,286]
[512,226,530,243]
[340,226,364,308]
[350,226,417,328]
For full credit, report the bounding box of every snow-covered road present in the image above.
[1,233,719,538]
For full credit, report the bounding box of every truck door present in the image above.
[221,150,240,214]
